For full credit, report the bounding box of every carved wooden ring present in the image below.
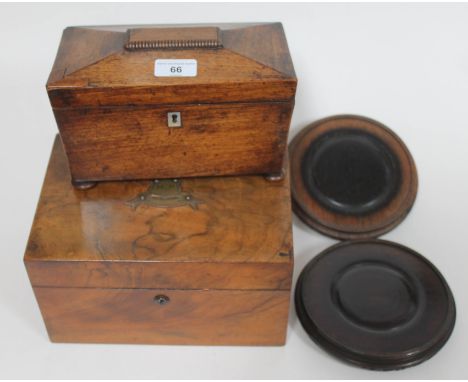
[295,240,456,370]
[289,115,418,239]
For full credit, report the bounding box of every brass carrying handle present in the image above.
[124,26,223,51]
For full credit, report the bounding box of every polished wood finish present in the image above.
[25,137,293,289]
[47,23,297,183]
[55,102,293,182]
[24,137,293,345]
[295,240,456,370]
[35,288,290,345]
[290,115,418,239]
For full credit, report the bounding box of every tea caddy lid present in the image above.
[295,240,456,370]
[46,23,297,108]
[290,115,418,239]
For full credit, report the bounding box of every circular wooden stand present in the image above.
[289,115,418,239]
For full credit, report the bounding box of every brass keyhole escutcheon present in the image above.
[154,295,170,305]
[167,112,182,128]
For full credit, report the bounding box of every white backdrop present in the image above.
[0,2,467,379]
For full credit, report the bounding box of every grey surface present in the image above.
[0,2,466,379]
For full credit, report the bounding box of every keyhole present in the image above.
[154,295,170,305]
[167,112,182,127]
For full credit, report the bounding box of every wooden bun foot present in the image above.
[265,171,284,182]
[72,181,97,190]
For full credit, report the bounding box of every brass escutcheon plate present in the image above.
[127,179,202,209]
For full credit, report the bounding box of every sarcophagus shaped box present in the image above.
[47,23,297,187]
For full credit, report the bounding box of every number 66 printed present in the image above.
[154,59,198,77]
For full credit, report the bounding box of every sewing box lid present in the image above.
[24,136,293,291]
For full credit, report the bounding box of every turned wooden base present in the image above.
[289,115,418,239]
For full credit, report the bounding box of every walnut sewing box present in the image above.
[24,137,293,345]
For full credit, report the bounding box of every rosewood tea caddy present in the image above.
[24,137,293,345]
[47,23,297,188]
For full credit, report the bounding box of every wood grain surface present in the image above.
[46,23,297,183]
[289,115,418,239]
[54,101,293,182]
[24,136,293,290]
[24,137,293,345]
[34,287,290,345]
[47,23,296,103]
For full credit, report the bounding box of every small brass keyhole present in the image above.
[167,112,182,128]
